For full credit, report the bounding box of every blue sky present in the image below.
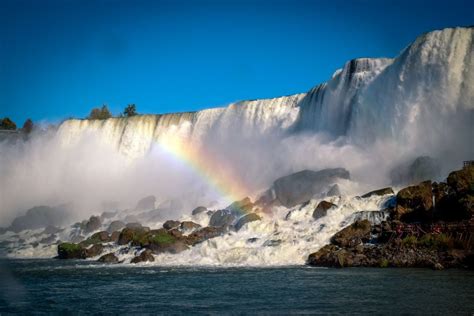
[1,0,473,124]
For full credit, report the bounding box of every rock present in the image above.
[39,234,57,244]
[163,220,181,230]
[227,197,254,213]
[98,253,119,264]
[85,244,104,258]
[70,235,84,243]
[100,211,116,219]
[235,213,261,231]
[84,216,102,233]
[209,209,238,227]
[186,226,224,246]
[118,227,150,246]
[125,222,149,230]
[307,244,341,267]
[272,168,350,208]
[342,210,390,226]
[326,184,341,197]
[110,231,120,243]
[135,195,156,211]
[312,201,337,220]
[395,181,433,222]
[180,221,201,231]
[447,165,474,194]
[263,239,281,247]
[191,206,207,215]
[9,205,71,233]
[168,229,183,238]
[390,156,441,185]
[147,229,188,254]
[331,220,371,247]
[57,243,86,259]
[361,187,394,198]
[131,249,155,264]
[81,231,110,246]
[432,262,444,270]
[107,221,125,233]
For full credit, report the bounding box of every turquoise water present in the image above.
[1,259,473,314]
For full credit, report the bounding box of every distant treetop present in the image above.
[88,105,112,120]
[0,117,17,130]
[124,104,138,117]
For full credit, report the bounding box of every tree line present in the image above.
[0,104,139,132]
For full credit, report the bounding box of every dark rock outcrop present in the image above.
[209,209,238,227]
[271,168,350,208]
[131,249,155,264]
[84,216,102,233]
[191,206,207,215]
[331,220,371,248]
[312,201,337,220]
[107,220,125,233]
[57,243,86,259]
[85,244,104,258]
[361,187,394,198]
[326,184,341,197]
[395,181,433,222]
[235,213,261,231]
[80,231,111,246]
[9,205,71,233]
[186,226,224,246]
[135,195,156,211]
[180,221,201,231]
[98,253,119,264]
[163,220,181,230]
[390,156,441,185]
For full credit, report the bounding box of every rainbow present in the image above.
[154,132,252,210]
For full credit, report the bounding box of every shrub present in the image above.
[401,235,417,247]
[88,105,112,120]
[22,118,34,134]
[418,233,453,250]
[123,104,137,117]
[379,258,389,268]
[0,117,16,130]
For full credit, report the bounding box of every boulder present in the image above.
[235,213,261,231]
[80,231,110,246]
[163,220,181,230]
[107,220,125,233]
[361,187,394,198]
[98,253,119,264]
[9,205,71,233]
[85,244,104,258]
[186,226,224,246]
[57,242,86,259]
[227,197,254,213]
[131,249,155,264]
[117,227,150,246]
[447,165,474,194]
[312,201,337,220]
[331,220,371,247]
[192,206,208,215]
[42,225,62,235]
[125,222,149,231]
[110,231,120,243]
[147,229,188,254]
[395,181,433,222]
[84,216,102,233]
[390,156,441,185]
[272,168,350,208]
[209,209,238,227]
[180,221,201,231]
[135,195,156,211]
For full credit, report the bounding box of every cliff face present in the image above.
[57,27,474,158]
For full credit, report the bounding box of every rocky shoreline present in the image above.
[307,165,474,270]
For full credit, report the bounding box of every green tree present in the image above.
[0,117,17,130]
[22,118,34,134]
[124,104,137,117]
[88,104,112,120]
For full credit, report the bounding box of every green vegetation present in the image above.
[149,231,176,246]
[123,104,137,117]
[401,235,418,247]
[88,105,112,120]
[401,233,455,250]
[58,242,83,253]
[379,258,389,268]
[0,117,16,130]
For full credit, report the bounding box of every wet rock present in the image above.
[227,197,254,213]
[110,231,120,243]
[135,195,156,211]
[84,216,102,233]
[163,220,181,230]
[312,201,337,220]
[147,229,188,254]
[209,209,238,227]
[107,221,125,233]
[247,237,259,243]
[272,168,350,208]
[43,225,62,235]
[131,249,155,264]
[447,165,474,194]
[118,227,150,246]
[81,231,110,246]
[395,181,433,222]
[39,234,57,244]
[263,239,282,247]
[186,226,224,246]
[9,205,71,233]
[125,222,148,230]
[361,187,394,198]
[85,244,104,258]
[180,221,201,231]
[191,206,207,215]
[168,229,183,238]
[57,243,86,259]
[100,211,116,220]
[235,213,261,231]
[390,156,441,185]
[331,220,371,248]
[98,253,119,264]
